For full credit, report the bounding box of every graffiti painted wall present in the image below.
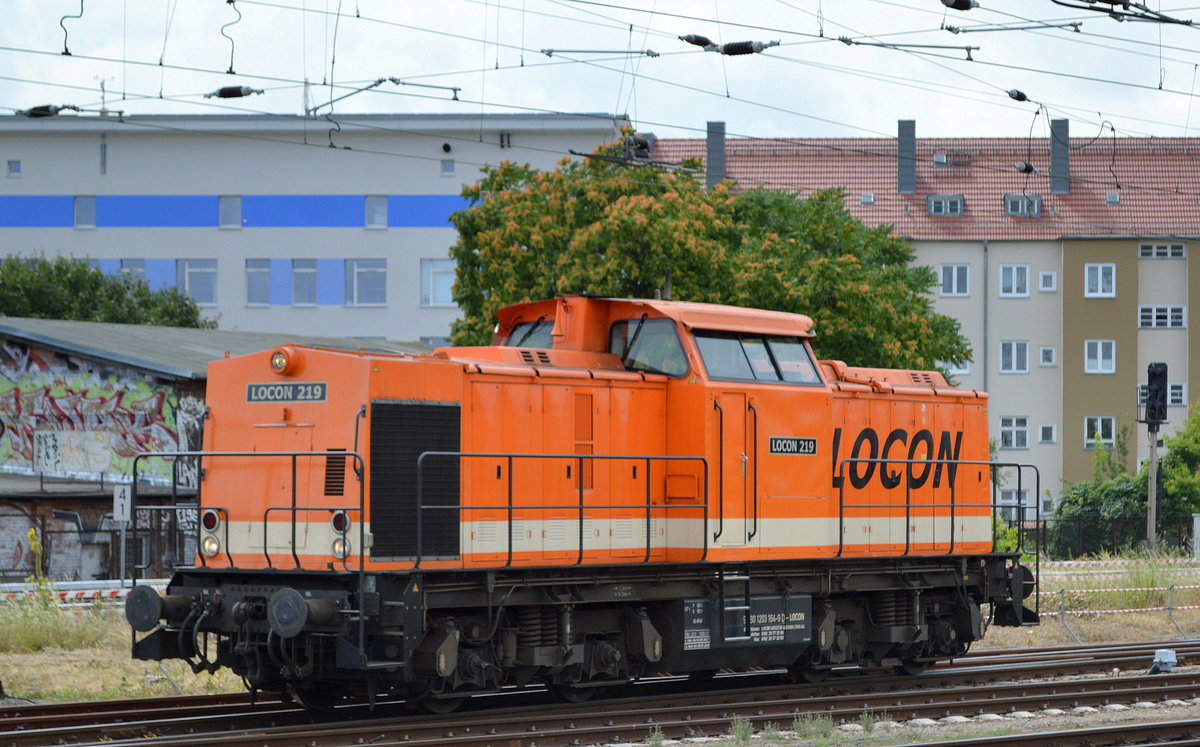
[0,340,192,485]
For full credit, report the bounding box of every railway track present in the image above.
[3,640,1198,746]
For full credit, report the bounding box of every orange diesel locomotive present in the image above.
[126,295,1037,708]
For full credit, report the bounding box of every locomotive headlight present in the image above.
[332,537,350,559]
[201,535,221,558]
[269,346,303,375]
[270,349,290,372]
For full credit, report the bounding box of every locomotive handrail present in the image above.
[713,400,725,542]
[413,451,709,569]
[834,456,1040,564]
[747,401,759,543]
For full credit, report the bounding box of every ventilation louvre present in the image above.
[519,350,552,365]
[324,449,347,496]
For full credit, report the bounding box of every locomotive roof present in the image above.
[498,296,816,338]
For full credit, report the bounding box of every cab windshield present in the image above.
[608,317,688,377]
[504,319,554,349]
[695,330,822,384]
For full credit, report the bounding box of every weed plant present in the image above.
[792,711,835,739]
[730,714,753,744]
[646,724,664,747]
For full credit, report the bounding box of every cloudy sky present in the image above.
[2,0,1199,142]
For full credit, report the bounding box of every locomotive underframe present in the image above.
[131,552,1032,703]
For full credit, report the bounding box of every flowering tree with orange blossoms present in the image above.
[449,139,971,374]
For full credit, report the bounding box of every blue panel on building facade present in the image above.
[387,195,467,227]
[144,259,176,291]
[243,196,362,227]
[269,259,291,305]
[0,196,73,227]
[96,196,217,227]
[316,259,344,305]
[96,259,120,275]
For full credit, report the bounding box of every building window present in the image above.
[1000,341,1028,374]
[292,259,317,305]
[1038,271,1057,292]
[940,264,969,297]
[1004,193,1041,217]
[999,264,1029,297]
[1039,424,1057,443]
[1084,339,1115,374]
[365,195,388,228]
[74,196,96,227]
[440,159,455,176]
[246,259,270,305]
[1084,416,1115,449]
[421,258,456,307]
[177,259,217,305]
[928,194,964,216]
[998,489,1029,523]
[1140,242,1186,259]
[1139,305,1186,328]
[346,259,386,305]
[119,259,145,278]
[1140,383,1188,408]
[6,160,20,177]
[1085,263,1115,297]
[420,336,452,347]
[999,416,1029,449]
[939,360,969,376]
[219,195,242,228]
[1039,346,1056,366]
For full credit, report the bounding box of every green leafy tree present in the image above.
[1161,403,1200,514]
[0,256,215,328]
[449,139,970,371]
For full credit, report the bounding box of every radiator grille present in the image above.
[324,449,347,496]
[369,401,461,558]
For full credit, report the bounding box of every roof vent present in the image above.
[932,153,948,165]
[519,350,552,365]
[1106,191,1120,205]
[861,192,875,205]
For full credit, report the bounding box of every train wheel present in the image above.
[416,695,466,714]
[548,683,597,703]
[790,663,830,684]
[288,685,344,711]
[893,660,931,676]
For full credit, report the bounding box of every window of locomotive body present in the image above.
[695,330,822,385]
[504,319,554,349]
[608,318,689,377]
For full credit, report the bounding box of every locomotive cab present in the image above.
[127,295,1038,708]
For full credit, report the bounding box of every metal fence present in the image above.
[1037,512,1193,560]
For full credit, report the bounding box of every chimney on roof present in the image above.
[897,120,916,194]
[1050,118,1070,194]
[706,121,726,189]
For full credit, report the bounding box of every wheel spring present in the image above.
[517,608,541,648]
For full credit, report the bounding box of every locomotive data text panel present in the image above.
[682,595,812,650]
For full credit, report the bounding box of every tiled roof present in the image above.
[654,134,1200,241]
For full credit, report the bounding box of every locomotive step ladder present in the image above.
[718,564,753,642]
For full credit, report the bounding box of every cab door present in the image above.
[713,392,750,547]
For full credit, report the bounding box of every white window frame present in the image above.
[1039,346,1056,367]
[1038,424,1057,443]
[346,259,387,306]
[6,160,20,177]
[292,259,317,305]
[999,264,1030,298]
[1138,305,1186,329]
[1038,271,1057,292]
[1004,193,1041,217]
[119,259,145,278]
[420,258,457,307]
[245,259,270,305]
[1084,339,1115,374]
[928,194,964,216]
[999,416,1029,450]
[1170,382,1187,407]
[940,264,969,297]
[178,259,218,306]
[219,195,242,229]
[939,360,969,377]
[1140,242,1186,259]
[998,489,1030,523]
[1084,416,1116,449]
[999,340,1029,374]
[1084,262,1115,298]
[364,195,388,228]
[440,159,456,176]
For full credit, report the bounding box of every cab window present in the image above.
[695,330,822,385]
[608,317,688,377]
[505,319,553,348]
